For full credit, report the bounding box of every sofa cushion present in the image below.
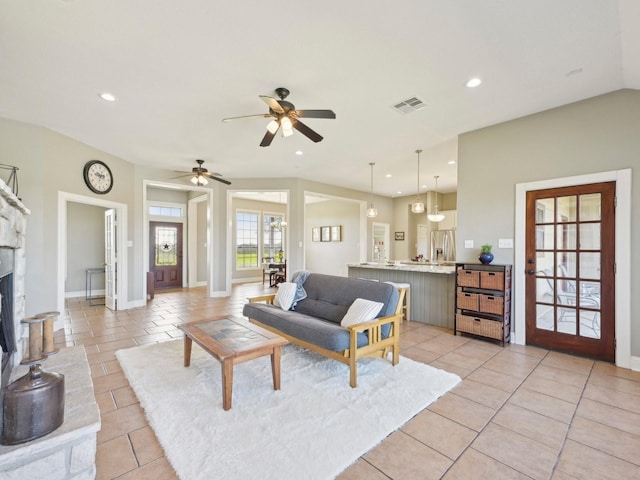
[274,282,297,310]
[340,298,384,327]
[243,303,371,351]
[294,274,398,325]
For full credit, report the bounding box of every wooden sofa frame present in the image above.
[245,292,403,388]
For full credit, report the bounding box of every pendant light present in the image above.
[411,149,424,213]
[366,162,378,218]
[427,175,445,222]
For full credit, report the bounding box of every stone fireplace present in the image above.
[0,179,27,387]
[0,179,100,478]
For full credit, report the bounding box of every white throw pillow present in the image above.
[340,298,384,327]
[273,282,297,311]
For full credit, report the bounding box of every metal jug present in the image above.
[1,364,65,445]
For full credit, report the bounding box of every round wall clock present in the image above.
[83,160,113,194]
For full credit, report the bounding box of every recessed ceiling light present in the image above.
[99,92,117,102]
[385,174,392,178]
[466,78,482,88]
[448,160,456,165]
[397,191,402,195]
[295,150,303,155]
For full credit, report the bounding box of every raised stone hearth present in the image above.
[0,347,100,479]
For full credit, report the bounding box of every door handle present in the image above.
[527,269,535,275]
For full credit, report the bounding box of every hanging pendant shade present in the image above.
[367,162,378,218]
[427,175,445,222]
[411,149,424,213]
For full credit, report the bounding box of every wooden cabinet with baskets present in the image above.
[454,263,512,346]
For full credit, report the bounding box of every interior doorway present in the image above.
[57,192,128,326]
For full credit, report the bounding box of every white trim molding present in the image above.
[514,169,631,369]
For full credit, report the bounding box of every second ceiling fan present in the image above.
[223,87,336,147]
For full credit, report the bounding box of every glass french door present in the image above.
[525,182,615,361]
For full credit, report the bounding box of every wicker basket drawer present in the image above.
[479,294,504,315]
[456,314,504,340]
[457,290,479,310]
[457,269,480,287]
[480,271,505,290]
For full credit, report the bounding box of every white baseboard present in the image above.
[232,277,262,284]
[65,289,105,299]
[189,281,207,288]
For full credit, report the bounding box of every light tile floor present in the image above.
[55,283,640,479]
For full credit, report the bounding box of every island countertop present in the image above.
[347,262,455,274]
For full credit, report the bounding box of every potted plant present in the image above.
[479,244,494,264]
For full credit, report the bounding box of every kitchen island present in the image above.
[347,262,455,329]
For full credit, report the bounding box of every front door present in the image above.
[150,222,183,289]
[525,182,615,361]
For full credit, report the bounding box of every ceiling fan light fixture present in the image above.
[266,120,279,134]
[191,174,208,186]
[281,116,293,137]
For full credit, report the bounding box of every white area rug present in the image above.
[116,340,460,480]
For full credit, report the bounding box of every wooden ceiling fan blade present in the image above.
[292,119,323,143]
[203,172,232,185]
[222,113,271,122]
[259,95,285,114]
[294,109,336,119]
[260,128,278,147]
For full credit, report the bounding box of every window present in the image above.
[149,205,183,217]
[236,211,259,268]
[263,214,285,260]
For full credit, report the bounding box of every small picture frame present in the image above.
[321,226,331,242]
[331,225,342,242]
[312,227,321,242]
[395,231,405,241]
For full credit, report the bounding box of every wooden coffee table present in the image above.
[178,316,287,410]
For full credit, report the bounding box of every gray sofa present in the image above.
[243,273,401,387]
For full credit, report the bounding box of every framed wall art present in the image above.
[395,231,405,241]
[321,226,331,242]
[331,225,342,242]
[312,227,321,242]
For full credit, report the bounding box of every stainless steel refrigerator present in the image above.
[430,229,456,263]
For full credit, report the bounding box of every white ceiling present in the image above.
[1,1,638,197]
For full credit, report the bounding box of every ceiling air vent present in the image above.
[392,96,426,114]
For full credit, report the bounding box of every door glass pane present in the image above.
[536,303,554,331]
[535,199,555,223]
[581,281,600,297]
[580,193,601,221]
[580,252,601,280]
[579,223,601,249]
[580,311,600,339]
[558,307,576,334]
[155,227,178,266]
[557,224,576,250]
[536,277,553,303]
[557,196,577,222]
[536,225,554,249]
[557,253,576,278]
[536,251,554,274]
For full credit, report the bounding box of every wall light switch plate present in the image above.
[464,240,474,248]
[498,238,513,248]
